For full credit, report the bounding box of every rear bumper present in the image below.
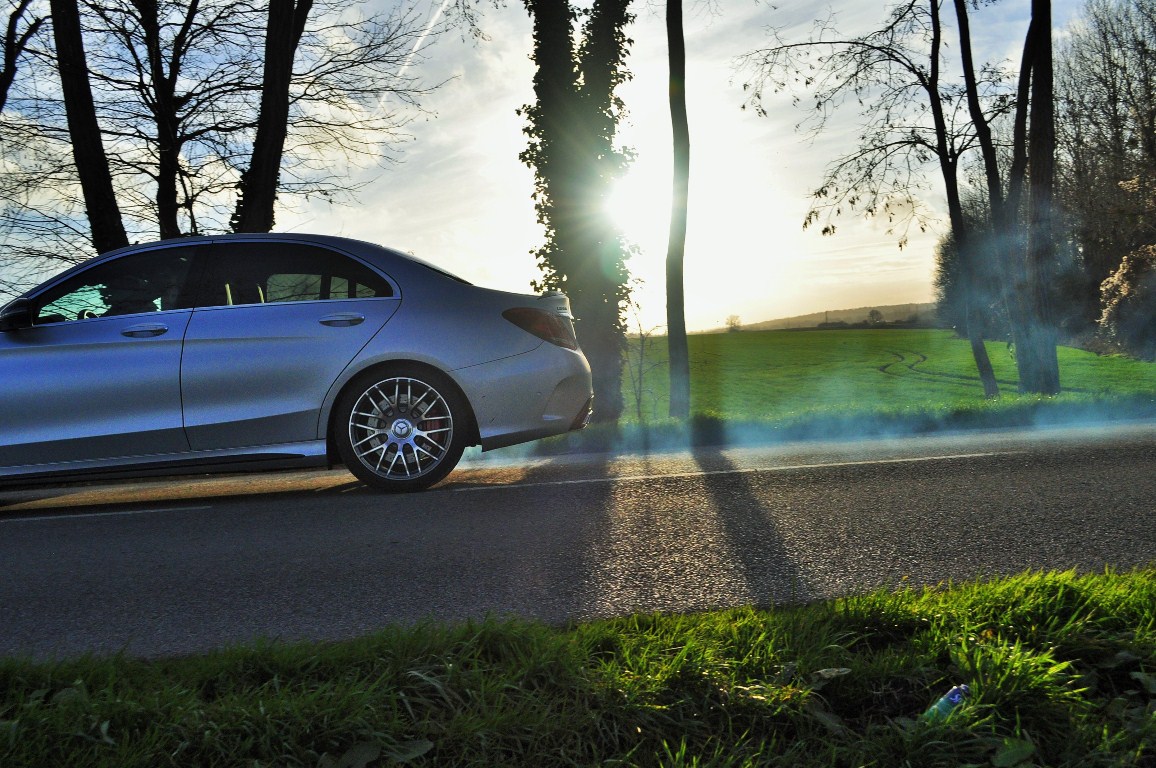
[570,396,594,430]
[454,344,592,451]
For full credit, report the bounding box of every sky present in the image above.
[279,0,1083,333]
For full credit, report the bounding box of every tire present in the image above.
[334,367,468,492]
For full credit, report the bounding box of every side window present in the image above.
[200,243,393,308]
[34,247,196,325]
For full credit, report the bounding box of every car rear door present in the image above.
[180,240,400,451]
[0,245,198,468]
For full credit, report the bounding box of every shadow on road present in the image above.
[462,444,825,622]
[438,453,620,626]
[691,447,817,606]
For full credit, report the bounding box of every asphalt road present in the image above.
[1,423,1154,660]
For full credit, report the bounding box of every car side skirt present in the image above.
[0,441,330,485]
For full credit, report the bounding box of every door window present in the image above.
[34,247,197,324]
[198,243,394,308]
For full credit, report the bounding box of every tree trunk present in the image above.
[577,0,630,424]
[134,0,183,239]
[1004,20,1038,391]
[954,0,1002,214]
[231,0,312,233]
[1022,0,1062,394]
[928,0,999,397]
[665,0,690,420]
[48,0,128,253]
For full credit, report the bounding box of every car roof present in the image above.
[23,233,471,298]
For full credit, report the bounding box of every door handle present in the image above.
[121,323,169,338]
[319,313,366,327]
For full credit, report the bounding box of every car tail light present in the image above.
[503,307,579,350]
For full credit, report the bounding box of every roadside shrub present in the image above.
[1099,244,1156,359]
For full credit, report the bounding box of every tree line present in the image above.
[933,0,1156,364]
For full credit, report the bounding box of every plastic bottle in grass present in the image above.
[922,684,970,721]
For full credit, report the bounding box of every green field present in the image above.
[553,328,1156,452]
[629,329,1156,419]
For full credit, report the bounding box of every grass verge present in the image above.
[2,569,1153,767]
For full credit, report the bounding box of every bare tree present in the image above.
[626,294,666,421]
[83,0,434,238]
[0,0,76,296]
[0,0,44,111]
[233,0,437,233]
[954,1,1060,394]
[230,0,311,233]
[739,0,1008,397]
[1,0,436,275]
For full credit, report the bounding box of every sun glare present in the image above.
[605,161,674,330]
[606,162,672,255]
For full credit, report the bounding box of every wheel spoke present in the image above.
[351,412,385,436]
[354,434,391,456]
[413,443,439,461]
[384,448,401,475]
[381,444,399,474]
[366,386,392,414]
[410,389,433,413]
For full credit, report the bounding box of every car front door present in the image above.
[0,246,198,469]
[180,240,400,451]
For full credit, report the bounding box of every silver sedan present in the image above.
[0,234,593,491]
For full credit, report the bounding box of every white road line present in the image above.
[453,451,1020,492]
[0,505,213,524]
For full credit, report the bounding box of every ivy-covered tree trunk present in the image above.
[522,0,633,424]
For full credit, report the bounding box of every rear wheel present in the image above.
[335,367,468,491]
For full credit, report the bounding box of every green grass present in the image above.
[543,329,1156,453]
[2,570,1153,766]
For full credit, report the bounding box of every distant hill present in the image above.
[703,302,939,333]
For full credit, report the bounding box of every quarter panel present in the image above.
[316,284,545,436]
[369,280,543,369]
